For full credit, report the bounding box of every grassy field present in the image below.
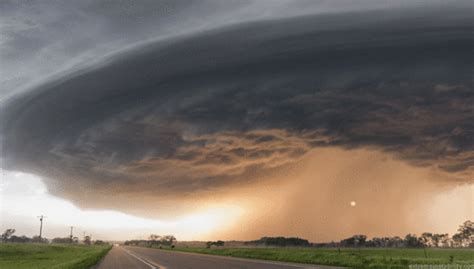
[170,247,474,269]
[0,243,111,269]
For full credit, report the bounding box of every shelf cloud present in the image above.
[1,1,473,224]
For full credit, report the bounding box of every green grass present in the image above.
[0,243,111,269]
[169,247,474,269]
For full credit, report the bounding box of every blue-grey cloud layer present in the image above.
[3,0,428,99]
[1,3,473,212]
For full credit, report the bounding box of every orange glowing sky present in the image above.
[1,0,473,242]
[2,147,472,241]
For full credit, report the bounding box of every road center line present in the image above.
[122,247,167,269]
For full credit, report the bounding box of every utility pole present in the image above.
[69,226,74,243]
[37,215,46,242]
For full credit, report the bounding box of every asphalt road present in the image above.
[96,246,343,269]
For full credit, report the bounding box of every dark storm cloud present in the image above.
[1,3,473,211]
[0,0,258,98]
[3,0,424,99]
[3,0,469,100]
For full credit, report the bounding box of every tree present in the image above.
[52,237,72,244]
[404,234,422,248]
[149,234,161,246]
[1,229,15,241]
[438,234,450,248]
[9,235,32,243]
[161,235,177,246]
[458,221,474,235]
[353,235,367,247]
[457,220,474,246]
[431,234,449,248]
[341,235,367,247]
[206,240,225,248]
[32,236,48,243]
[84,235,91,245]
[452,233,463,247]
[248,237,310,247]
[420,233,433,247]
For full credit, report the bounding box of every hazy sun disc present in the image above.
[350,201,357,207]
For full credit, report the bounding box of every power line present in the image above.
[37,215,46,242]
[69,226,74,243]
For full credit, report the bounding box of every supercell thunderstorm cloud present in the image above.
[0,0,473,240]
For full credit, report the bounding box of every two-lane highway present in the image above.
[97,246,343,269]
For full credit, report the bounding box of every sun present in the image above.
[350,201,357,207]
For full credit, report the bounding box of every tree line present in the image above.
[124,234,177,248]
[249,221,473,248]
[333,220,473,248]
[245,237,310,247]
[0,229,108,245]
[4,220,471,248]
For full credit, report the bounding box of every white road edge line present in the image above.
[122,247,168,269]
[122,248,156,269]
